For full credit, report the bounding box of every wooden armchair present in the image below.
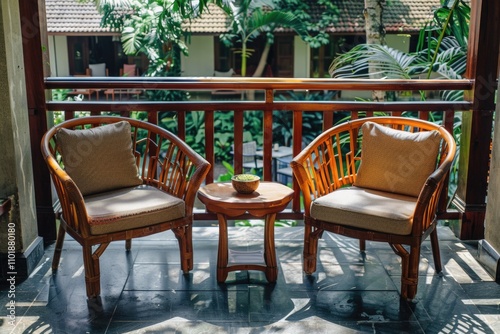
[290,116,456,300]
[41,116,210,305]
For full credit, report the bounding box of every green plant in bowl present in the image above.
[231,174,260,194]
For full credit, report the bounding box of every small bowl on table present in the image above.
[231,174,260,194]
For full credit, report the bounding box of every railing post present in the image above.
[233,109,244,175]
[292,110,303,213]
[262,89,274,181]
[22,0,56,240]
[453,0,500,240]
[205,109,215,184]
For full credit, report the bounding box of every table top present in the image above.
[197,182,294,217]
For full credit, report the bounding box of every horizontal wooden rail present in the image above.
[45,77,470,222]
[45,77,473,91]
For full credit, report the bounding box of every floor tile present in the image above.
[2,226,500,334]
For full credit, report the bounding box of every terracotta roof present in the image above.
[45,1,115,34]
[325,0,442,33]
[183,4,231,34]
[45,0,442,35]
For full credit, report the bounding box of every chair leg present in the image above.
[173,225,194,273]
[52,226,66,270]
[430,228,442,273]
[82,244,101,300]
[391,243,419,300]
[303,224,322,275]
[405,245,421,300]
[81,242,109,302]
[359,239,366,252]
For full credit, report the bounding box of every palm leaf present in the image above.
[121,26,142,54]
[329,44,423,79]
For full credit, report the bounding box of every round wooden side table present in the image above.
[197,182,294,283]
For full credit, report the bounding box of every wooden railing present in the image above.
[45,76,473,222]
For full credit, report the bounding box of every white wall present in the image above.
[293,36,309,78]
[0,0,38,253]
[386,33,411,53]
[485,82,500,250]
[48,35,70,76]
[181,35,215,76]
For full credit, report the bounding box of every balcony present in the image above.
[0,0,497,331]
[0,71,491,333]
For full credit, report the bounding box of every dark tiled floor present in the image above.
[2,225,500,333]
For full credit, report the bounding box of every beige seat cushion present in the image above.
[310,186,418,235]
[354,121,441,197]
[57,121,143,196]
[84,185,185,235]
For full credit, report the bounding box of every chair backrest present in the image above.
[241,141,258,163]
[121,64,138,76]
[41,116,211,224]
[86,63,108,76]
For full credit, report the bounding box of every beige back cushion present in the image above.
[57,121,143,196]
[88,63,106,76]
[354,121,441,197]
[122,64,137,76]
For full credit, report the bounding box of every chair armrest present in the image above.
[44,155,92,237]
[412,165,450,235]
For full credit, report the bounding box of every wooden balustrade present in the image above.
[45,77,473,222]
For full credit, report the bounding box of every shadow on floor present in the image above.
[1,225,499,334]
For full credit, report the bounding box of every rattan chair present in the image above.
[41,116,210,305]
[290,116,456,300]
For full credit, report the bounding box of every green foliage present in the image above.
[219,0,310,76]
[328,37,467,101]
[417,0,470,79]
[216,161,235,182]
[275,0,340,48]
[97,0,190,101]
[274,90,341,145]
[417,0,470,51]
[329,0,469,102]
[158,108,263,164]
[51,88,72,102]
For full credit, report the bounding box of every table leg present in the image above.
[216,213,229,283]
[263,212,278,282]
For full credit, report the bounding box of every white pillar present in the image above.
[0,1,43,280]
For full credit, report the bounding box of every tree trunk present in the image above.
[246,42,271,100]
[364,0,386,101]
[253,42,271,78]
[241,43,248,77]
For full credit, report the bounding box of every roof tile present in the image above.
[45,0,446,35]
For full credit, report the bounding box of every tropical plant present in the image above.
[273,0,341,50]
[219,0,309,77]
[328,0,470,101]
[95,0,206,101]
[417,0,470,53]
